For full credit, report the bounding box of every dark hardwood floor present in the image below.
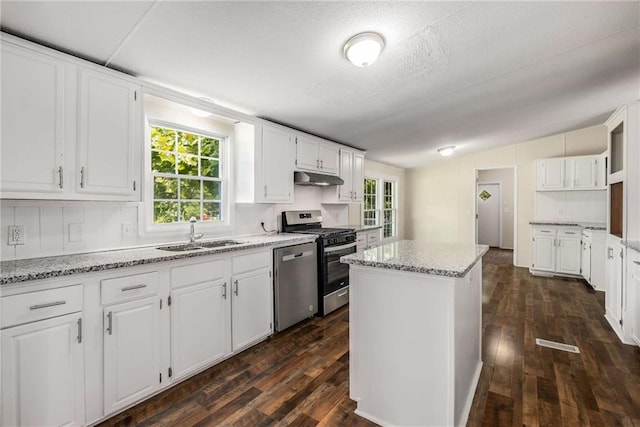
[100,249,640,426]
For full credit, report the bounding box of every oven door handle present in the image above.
[324,242,357,253]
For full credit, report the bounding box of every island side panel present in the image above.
[454,260,483,426]
[349,265,456,427]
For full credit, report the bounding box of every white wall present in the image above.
[478,168,514,249]
[405,125,607,267]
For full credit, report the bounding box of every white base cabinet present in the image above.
[627,249,640,346]
[605,238,629,342]
[530,226,582,276]
[356,228,382,251]
[1,312,85,427]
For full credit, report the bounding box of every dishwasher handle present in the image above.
[282,250,314,262]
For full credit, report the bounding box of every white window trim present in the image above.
[363,171,400,242]
[141,116,234,237]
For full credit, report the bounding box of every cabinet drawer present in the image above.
[171,259,227,289]
[367,232,380,244]
[1,284,83,328]
[101,272,158,305]
[558,229,581,237]
[232,250,271,274]
[533,227,556,236]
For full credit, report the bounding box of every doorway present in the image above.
[477,182,501,247]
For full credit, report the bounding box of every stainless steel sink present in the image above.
[156,240,245,252]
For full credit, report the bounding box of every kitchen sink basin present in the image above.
[156,240,245,252]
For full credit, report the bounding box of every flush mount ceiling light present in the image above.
[437,146,456,157]
[343,32,385,68]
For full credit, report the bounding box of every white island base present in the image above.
[348,259,483,426]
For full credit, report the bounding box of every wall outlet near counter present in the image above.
[8,225,25,245]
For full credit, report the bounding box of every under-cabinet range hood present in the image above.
[294,171,344,186]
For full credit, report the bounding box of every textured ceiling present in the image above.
[2,1,639,168]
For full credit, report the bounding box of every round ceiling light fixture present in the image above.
[343,32,385,68]
[437,146,456,157]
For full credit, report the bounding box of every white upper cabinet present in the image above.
[0,43,66,195]
[536,154,605,191]
[0,39,141,201]
[234,122,294,204]
[77,69,139,198]
[322,148,365,204]
[295,135,339,175]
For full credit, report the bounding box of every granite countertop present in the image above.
[529,220,607,231]
[340,240,489,278]
[624,241,640,253]
[337,224,383,233]
[0,233,315,286]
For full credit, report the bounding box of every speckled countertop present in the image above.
[337,224,382,233]
[624,241,640,253]
[340,240,489,278]
[529,220,606,231]
[0,233,315,286]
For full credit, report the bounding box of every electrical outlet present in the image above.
[8,225,25,245]
[122,222,137,238]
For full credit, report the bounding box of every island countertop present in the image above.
[0,233,314,286]
[340,240,489,278]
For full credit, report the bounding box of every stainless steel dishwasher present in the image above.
[273,242,318,332]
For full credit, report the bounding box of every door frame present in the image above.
[473,166,518,266]
[476,181,502,248]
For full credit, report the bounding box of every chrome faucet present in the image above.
[188,217,204,243]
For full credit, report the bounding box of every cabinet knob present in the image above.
[58,166,64,189]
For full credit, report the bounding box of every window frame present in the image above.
[363,178,379,228]
[363,174,399,241]
[142,117,233,236]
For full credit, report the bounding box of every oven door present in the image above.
[322,241,357,295]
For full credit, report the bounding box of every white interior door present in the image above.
[477,183,501,247]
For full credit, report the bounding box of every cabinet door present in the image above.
[571,158,597,189]
[606,247,623,325]
[262,125,294,202]
[1,44,65,194]
[1,312,84,427]
[338,149,354,201]
[77,69,139,198]
[171,280,231,381]
[231,268,272,351]
[296,135,319,171]
[556,237,581,275]
[631,255,640,344]
[532,235,555,271]
[539,159,565,190]
[104,297,160,415]
[352,153,364,202]
[319,142,339,175]
[581,242,591,283]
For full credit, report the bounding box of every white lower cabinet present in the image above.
[356,228,382,251]
[627,249,640,346]
[103,296,161,415]
[605,239,624,338]
[231,267,272,351]
[530,226,581,275]
[1,312,85,427]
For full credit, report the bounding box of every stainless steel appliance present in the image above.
[273,242,318,331]
[281,210,356,316]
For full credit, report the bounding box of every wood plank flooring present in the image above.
[100,249,640,426]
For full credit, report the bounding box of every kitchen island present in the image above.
[341,240,488,427]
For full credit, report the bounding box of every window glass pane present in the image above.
[180,202,201,221]
[180,178,201,200]
[203,180,221,200]
[177,131,198,155]
[201,137,220,158]
[154,177,177,199]
[151,127,175,151]
[177,154,199,176]
[203,202,221,221]
[154,201,178,224]
[201,158,219,178]
[151,151,175,174]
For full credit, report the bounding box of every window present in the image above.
[150,124,224,224]
[363,177,398,239]
[363,178,378,226]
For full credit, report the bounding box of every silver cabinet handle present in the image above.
[58,166,64,189]
[565,232,576,235]
[30,301,65,310]
[320,159,324,169]
[337,290,348,298]
[222,282,227,300]
[80,166,85,188]
[316,159,320,169]
[121,284,147,292]
[234,280,239,296]
[106,311,113,335]
[540,230,551,233]
[77,318,83,344]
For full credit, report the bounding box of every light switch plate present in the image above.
[8,225,25,245]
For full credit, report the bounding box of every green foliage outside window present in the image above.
[150,125,223,224]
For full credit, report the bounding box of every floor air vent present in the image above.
[535,338,580,353]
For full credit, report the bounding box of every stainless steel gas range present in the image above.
[281,210,356,316]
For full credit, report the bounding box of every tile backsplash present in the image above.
[1,186,351,261]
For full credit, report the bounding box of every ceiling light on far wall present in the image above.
[437,146,456,157]
[343,32,385,68]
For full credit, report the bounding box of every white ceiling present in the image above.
[2,1,639,168]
